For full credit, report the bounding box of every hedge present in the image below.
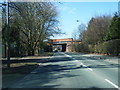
[89,39,120,56]
[78,39,120,56]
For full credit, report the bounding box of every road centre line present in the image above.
[64,54,72,58]
[81,63,93,71]
[72,58,76,60]
[64,53,93,71]
[105,79,120,89]
[87,68,93,71]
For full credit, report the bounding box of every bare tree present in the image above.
[82,16,111,44]
[2,2,61,56]
[78,23,86,40]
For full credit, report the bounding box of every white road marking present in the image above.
[38,63,41,65]
[63,53,72,57]
[72,58,76,60]
[63,53,93,71]
[83,64,93,71]
[81,63,83,65]
[87,68,93,71]
[65,54,72,57]
[105,79,120,89]
[81,63,93,71]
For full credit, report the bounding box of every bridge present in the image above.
[47,38,81,52]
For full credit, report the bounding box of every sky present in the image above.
[0,1,118,39]
[51,2,118,39]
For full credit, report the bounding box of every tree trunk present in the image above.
[28,49,34,56]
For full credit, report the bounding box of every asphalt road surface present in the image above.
[11,52,120,89]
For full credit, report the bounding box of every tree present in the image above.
[72,30,78,40]
[78,23,86,40]
[72,23,86,40]
[104,13,120,41]
[2,2,61,56]
[81,16,111,44]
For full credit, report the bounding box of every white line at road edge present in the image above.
[105,79,120,89]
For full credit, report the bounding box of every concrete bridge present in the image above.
[47,38,81,52]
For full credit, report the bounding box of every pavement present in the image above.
[3,52,120,89]
[80,53,119,64]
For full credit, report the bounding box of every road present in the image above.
[11,52,120,89]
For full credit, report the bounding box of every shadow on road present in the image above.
[10,64,80,88]
[2,52,119,88]
[32,64,81,73]
[2,58,50,64]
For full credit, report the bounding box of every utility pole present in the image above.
[0,0,11,68]
[6,0,10,68]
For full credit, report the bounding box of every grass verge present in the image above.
[2,63,39,88]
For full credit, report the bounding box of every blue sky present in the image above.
[0,1,118,39]
[51,2,118,39]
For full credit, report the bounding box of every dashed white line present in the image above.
[72,58,76,60]
[83,64,93,71]
[81,63,93,71]
[64,54,72,58]
[63,53,93,71]
[38,63,41,65]
[87,68,93,71]
[105,79,120,89]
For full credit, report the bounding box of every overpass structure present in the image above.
[47,38,81,52]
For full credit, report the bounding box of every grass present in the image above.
[2,63,39,88]
[2,63,39,74]
[2,52,53,87]
[2,52,53,73]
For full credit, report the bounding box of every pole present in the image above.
[6,0,10,68]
